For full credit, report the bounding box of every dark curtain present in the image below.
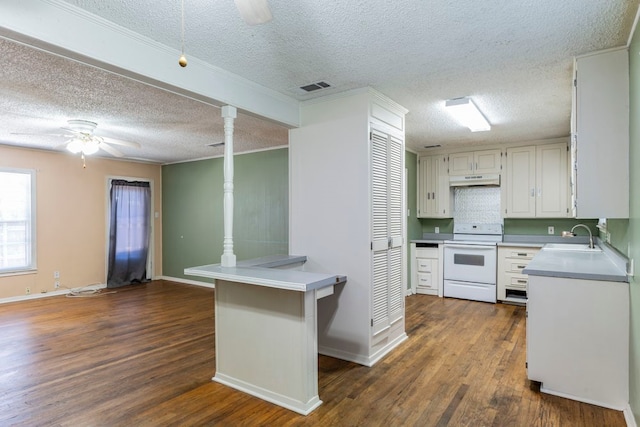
[107,180,151,288]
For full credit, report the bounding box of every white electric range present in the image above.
[443,223,503,303]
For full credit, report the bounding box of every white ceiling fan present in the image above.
[59,119,141,158]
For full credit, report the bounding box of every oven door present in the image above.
[444,243,497,284]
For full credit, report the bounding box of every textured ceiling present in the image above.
[0,0,638,163]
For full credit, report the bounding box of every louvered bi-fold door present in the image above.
[371,130,404,336]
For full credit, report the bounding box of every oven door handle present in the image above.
[445,244,493,250]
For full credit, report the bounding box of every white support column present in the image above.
[221,105,237,267]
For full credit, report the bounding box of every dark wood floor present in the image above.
[0,280,626,426]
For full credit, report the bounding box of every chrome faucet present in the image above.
[561,224,595,249]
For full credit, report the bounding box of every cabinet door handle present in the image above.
[517,253,527,257]
[530,188,535,197]
[432,192,435,199]
[427,193,431,200]
[517,265,526,269]
[517,280,527,284]
[538,188,542,197]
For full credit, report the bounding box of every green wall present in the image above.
[625,29,640,423]
[419,217,598,236]
[162,148,289,281]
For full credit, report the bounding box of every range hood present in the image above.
[449,174,500,187]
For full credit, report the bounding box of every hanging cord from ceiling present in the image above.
[179,0,187,67]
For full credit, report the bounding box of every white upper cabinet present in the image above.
[572,47,629,218]
[503,142,569,218]
[448,149,501,176]
[417,154,452,218]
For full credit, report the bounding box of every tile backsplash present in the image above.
[453,187,502,225]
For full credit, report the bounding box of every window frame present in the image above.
[0,167,37,275]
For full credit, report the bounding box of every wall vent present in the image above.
[207,142,225,148]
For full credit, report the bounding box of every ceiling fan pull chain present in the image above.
[81,152,87,169]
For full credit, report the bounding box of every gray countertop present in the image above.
[185,254,347,292]
[523,244,629,283]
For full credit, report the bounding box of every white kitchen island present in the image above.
[185,255,346,415]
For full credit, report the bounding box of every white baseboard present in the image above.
[213,372,321,415]
[159,276,215,289]
[625,403,638,427]
[0,283,106,305]
[539,386,626,411]
[319,332,408,367]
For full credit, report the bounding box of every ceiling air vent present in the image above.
[207,142,225,148]
[300,81,331,92]
[291,81,333,96]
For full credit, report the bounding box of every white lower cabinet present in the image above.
[527,275,629,410]
[497,246,540,303]
[410,243,442,296]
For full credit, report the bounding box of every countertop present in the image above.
[523,243,629,283]
[412,234,592,247]
[184,254,347,292]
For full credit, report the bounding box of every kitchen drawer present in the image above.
[417,258,433,273]
[416,248,438,258]
[505,249,539,260]
[507,260,530,274]
[417,272,435,289]
[506,273,528,290]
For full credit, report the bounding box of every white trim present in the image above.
[540,386,627,411]
[624,404,638,427]
[319,332,408,367]
[0,167,37,274]
[213,372,322,416]
[627,4,640,48]
[0,283,106,304]
[162,144,289,166]
[159,275,215,289]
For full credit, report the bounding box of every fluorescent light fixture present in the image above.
[234,0,272,25]
[445,97,491,132]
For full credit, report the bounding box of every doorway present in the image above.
[107,179,152,288]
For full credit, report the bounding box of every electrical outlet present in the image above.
[435,227,440,234]
[25,287,31,295]
[548,226,554,235]
[54,271,60,279]
[54,281,60,289]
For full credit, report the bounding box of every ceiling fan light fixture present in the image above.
[66,137,84,154]
[234,0,272,25]
[445,97,491,132]
[82,138,100,155]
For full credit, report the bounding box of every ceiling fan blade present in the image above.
[102,136,141,149]
[98,142,124,157]
[10,132,71,138]
[234,0,272,25]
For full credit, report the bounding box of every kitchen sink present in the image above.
[543,243,601,252]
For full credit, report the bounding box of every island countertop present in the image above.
[185,254,346,292]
